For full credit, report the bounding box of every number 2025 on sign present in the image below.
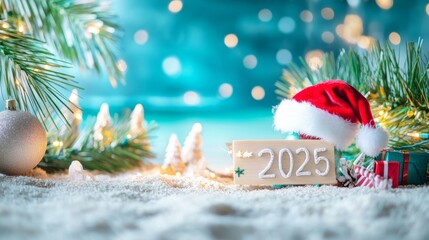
[232,140,337,185]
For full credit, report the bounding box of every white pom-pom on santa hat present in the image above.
[274,80,388,157]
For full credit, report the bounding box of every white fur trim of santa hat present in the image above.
[274,99,389,156]
[356,125,389,157]
[274,99,359,150]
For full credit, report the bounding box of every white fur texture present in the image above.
[274,100,359,150]
[356,125,389,157]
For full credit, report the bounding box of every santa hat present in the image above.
[274,80,388,157]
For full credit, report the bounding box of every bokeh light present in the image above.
[168,0,183,13]
[162,56,181,76]
[321,8,334,20]
[183,91,200,105]
[376,0,393,10]
[258,9,272,22]
[243,55,257,69]
[347,0,361,8]
[276,49,292,65]
[224,33,238,48]
[278,17,296,33]
[218,83,233,98]
[305,50,324,70]
[116,59,127,73]
[426,4,429,15]
[336,15,363,44]
[251,86,265,100]
[321,31,335,43]
[300,10,313,23]
[134,30,149,45]
[389,32,401,45]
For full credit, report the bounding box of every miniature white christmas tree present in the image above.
[181,123,206,176]
[161,134,184,175]
[130,104,145,134]
[93,103,113,148]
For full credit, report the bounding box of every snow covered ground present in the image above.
[1,170,429,240]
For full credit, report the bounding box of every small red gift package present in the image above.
[374,161,400,188]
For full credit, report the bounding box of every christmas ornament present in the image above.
[161,134,185,175]
[274,80,389,157]
[0,99,47,175]
[182,123,206,177]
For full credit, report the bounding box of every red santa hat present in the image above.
[274,80,388,157]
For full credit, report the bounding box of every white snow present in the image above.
[0,170,428,240]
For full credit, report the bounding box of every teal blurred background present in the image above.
[74,0,429,167]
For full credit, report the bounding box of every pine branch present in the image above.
[0,26,77,126]
[40,116,156,173]
[1,0,123,86]
[276,40,429,152]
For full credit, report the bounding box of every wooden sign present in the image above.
[233,140,336,185]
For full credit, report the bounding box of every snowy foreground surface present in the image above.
[1,170,429,240]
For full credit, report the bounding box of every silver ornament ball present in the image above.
[0,100,47,175]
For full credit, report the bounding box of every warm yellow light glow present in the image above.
[2,22,10,28]
[426,4,429,15]
[321,8,334,20]
[74,112,83,121]
[224,34,238,48]
[300,10,313,23]
[210,172,216,178]
[17,23,25,33]
[117,59,127,73]
[389,32,401,45]
[378,110,385,116]
[95,132,104,141]
[407,132,420,138]
[376,0,393,10]
[357,36,373,49]
[251,86,265,100]
[134,30,149,45]
[175,172,181,177]
[336,15,363,44]
[168,0,183,13]
[53,140,63,147]
[305,50,324,70]
[218,83,233,98]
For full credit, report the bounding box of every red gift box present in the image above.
[374,161,400,188]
